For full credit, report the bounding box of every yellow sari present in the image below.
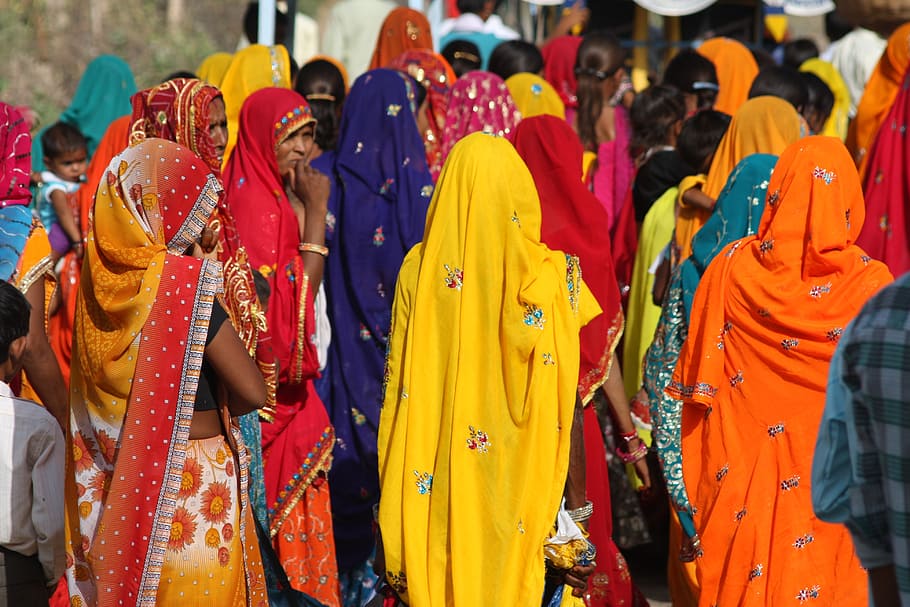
[800,58,851,140]
[378,133,599,605]
[220,44,292,165]
[197,52,234,87]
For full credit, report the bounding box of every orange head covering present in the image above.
[846,22,910,180]
[704,96,804,199]
[697,38,759,116]
[667,135,891,607]
[368,8,434,71]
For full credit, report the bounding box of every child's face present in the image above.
[45,148,87,183]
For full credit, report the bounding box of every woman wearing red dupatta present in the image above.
[224,87,341,607]
[856,66,910,277]
[514,115,650,607]
[66,138,268,606]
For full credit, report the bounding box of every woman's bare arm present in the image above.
[205,321,267,417]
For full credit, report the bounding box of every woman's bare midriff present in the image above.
[189,409,223,439]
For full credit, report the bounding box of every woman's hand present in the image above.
[290,159,330,214]
[190,227,220,261]
[630,439,652,490]
[547,562,596,598]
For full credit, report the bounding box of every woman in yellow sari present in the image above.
[377,133,599,605]
[799,58,850,141]
[197,52,234,87]
[65,138,268,606]
[219,44,292,164]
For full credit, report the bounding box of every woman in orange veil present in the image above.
[846,22,910,180]
[368,8,433,70]
[697,38,758,116]
[668,136,892,606]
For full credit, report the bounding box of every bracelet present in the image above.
[566,500,594,523]
[298,242,328,257]
[619,430,639,444]
[616,440,648,464]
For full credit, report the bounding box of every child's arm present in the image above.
[49,189,81,251]
[681,186,716,212]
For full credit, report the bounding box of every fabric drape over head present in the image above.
[378,132,598,606]
[224,87,340,603]
[0,102,33,282]
[65,138,267,606]
[368,8,434,71]
[697,38,758,116]
[846,23,910,180]
[389,50,456,180]
[308,54,351,92]
[542,35,583,110]
[506,73,566,120]
[439,70,521,165]
[799,58,850,140]
[197,52,234,87]
[32,55,136,172]
[514,115,621,402]
[703,96,803,199]
[316,68,434,571]
[667,136,891,606]
[220,44,292,165]
[856,67,910,277]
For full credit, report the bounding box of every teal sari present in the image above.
[643,153,777,536]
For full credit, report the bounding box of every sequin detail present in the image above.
[793,534,814,549]
[359,324,371,341]
[796,585,821,602]
[372,226,385,247]
[716,322,733,350]
[523,304,545,329]
[767,189,780,206]
[760,239,774,254]
[542,352,555,366]
[808,282,832,299]
[511,210,521,227]
[768,423,785,437]
[466,426,491,453]
[735,508,748,521]
[444,264,464,290]
[566,254,581,312]
[386,104,402,117]
[413,471,433,495]
[716,464,729,482]
[729,370,744,388]
[781,338,799,351]
[780,475,800,491]
[826,327,843,342]
[420,185,433,198]
[379,178,394,195]
[812,166,836,185]
[749,564,763,581]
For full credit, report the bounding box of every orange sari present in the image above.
[697,38,758,116]
[368,8,433,70]
[846,22,910,181]
[668,136,892,607]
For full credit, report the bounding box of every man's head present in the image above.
[0,282,30,384]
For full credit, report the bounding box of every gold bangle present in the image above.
[298,242,328,257]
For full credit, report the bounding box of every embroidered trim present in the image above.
[166,173,222,253]
[292,273,310,384]
[268,426,335,539]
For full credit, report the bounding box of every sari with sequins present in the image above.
[315,69,433,582]
[667,137,890,607]
[225,88,341,607]
[368,8,434,71]
[65,138,267,607]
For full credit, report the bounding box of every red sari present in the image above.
[514,115,638,607]
[224,87,340,607]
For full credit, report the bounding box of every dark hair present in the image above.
[782,38,819,69]
[825,12,852,44]
[295,59,347,151]
[251,269,271,308]
[163,70,197,82]
[488,40,544,80]
[575,30,626,151]
[801,71,834,127]
[661,50,718,111]
[41,121,87,160]
[243,1,289,44]
[748,65,809,111]
[457,0,502,15]
[751,48,777,71]
[441,40,481,78]
[406,75,428,110]
[677,109,731,173]
[629,84,685,156]
[0,281,30,365]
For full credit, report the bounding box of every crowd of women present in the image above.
[1,4,908,607]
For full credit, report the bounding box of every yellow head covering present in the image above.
[800,58,851,141]
[505,73,566,120]
[378,133,599,605]
[704,96,804,199]
[196,52,234,87]
[219,44,292,165]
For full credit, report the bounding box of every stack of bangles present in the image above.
[567,500,594,524]
[616,431,648,464]
[298,242,328,257]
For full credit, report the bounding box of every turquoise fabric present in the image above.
[32,55,136,172]
[439,31,502,69]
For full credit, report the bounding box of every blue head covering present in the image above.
[316,68,434,570]
[32,55,136,172]
[643,153,777,539]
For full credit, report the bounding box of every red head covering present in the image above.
[0,103,31,208]
[369,8,434,71]
[389,50,456,180]
[513,115,623,403]
[130,78,223,176]
[224,87,315,379]
[542,35,583,110]
[439,71,521,165]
